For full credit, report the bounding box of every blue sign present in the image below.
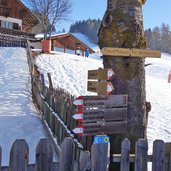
[94,135,109,144]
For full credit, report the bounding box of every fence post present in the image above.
[35,139,53,171]
[8,139,29,171]
[59,137,75,171]
[120,138,130,171]
[134,139,148,171]
[152,140,165,171]
[0,145,1,171]
[91,135,110,171]
[79,150,91,171]
[47,73,53,89]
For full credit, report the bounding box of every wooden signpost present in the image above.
[87,68,115,95]
[72,94,128,136]
[101,47,161,58]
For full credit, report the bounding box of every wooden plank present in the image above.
[83,94,128,108]
[83,121,127,135]
[131,49,161,58]
[135,139,148,171]
[101,47,161,58]
[59,137,75,171]
[83,108,127,122]
[88,68,114,80]
[120,138,130,171]
[152,140,165,171]
[0,145,1,171]
[47,73,53,89]
[8,139,29,171]
[79,150,91,171]
[35,139,53,171]
[91,135,110,171]
[165,143,171,171]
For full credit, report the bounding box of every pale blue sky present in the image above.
[60,0,171,31]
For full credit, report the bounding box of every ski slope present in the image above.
[35,51,171,153]
[0,47,52,166]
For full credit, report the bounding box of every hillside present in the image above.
[35,51,171,153]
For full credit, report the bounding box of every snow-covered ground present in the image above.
[0,47,53,166]
[35,51,171,154]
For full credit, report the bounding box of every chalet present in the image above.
[0,0,38,32]
[51,33,95,56]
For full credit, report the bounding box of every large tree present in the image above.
[23,0,71,39]
[98,0,148,170]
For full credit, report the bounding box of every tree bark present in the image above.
[98,0,148,170]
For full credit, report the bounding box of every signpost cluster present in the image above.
[72,94,128,136]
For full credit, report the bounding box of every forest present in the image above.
[70,20,171,54]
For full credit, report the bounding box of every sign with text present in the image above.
[101,47,161,58]
[72,94,128,136]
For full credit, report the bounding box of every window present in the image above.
[1,21,13,29]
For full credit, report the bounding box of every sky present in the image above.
[60,0,171,31]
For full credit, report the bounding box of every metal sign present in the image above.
[88,68,115,80]
[101,47,161,58]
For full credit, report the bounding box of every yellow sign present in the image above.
[101,47,161,58]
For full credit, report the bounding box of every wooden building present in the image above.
[51,33,95,56]
[0,0,38,32]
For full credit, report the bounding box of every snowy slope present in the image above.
[35,51,171,153]
[0,47,51,166]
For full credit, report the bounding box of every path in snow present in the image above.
[0,47,53,166]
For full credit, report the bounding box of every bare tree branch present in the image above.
[22,0,71,39]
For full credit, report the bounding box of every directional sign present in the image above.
[72,126,83,137]
[87,81,114,95]
[73,96,83,108]
[101,47,161,58]
[72,94,128,136]
[88,68,115,80]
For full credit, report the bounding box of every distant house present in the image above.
[0,0,38,32]
[51,33,95,56]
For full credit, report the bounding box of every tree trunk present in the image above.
[98,0,148,170]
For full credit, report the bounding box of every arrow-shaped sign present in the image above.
[73,96,83,108]
[87,81,114,95]
[72,126,83,137]
[88,68,115,80]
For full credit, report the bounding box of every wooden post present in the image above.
[79,150,91,171]
[91,135,110,171]
[152,140,165,171]
[134,139,148,171]
[35,139,53,171]
[47,73,53,89]
[9,139,29,171]
[0,145,1,171]
[59,137,75,171]
[120,138,130,171]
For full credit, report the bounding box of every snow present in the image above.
[0,47,53,166]
[1,45,171,167]
[35,50,171,155]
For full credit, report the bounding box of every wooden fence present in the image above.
[1,137,171,171]
[0,34,27,47]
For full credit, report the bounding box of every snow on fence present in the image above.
[0,137,171,171]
